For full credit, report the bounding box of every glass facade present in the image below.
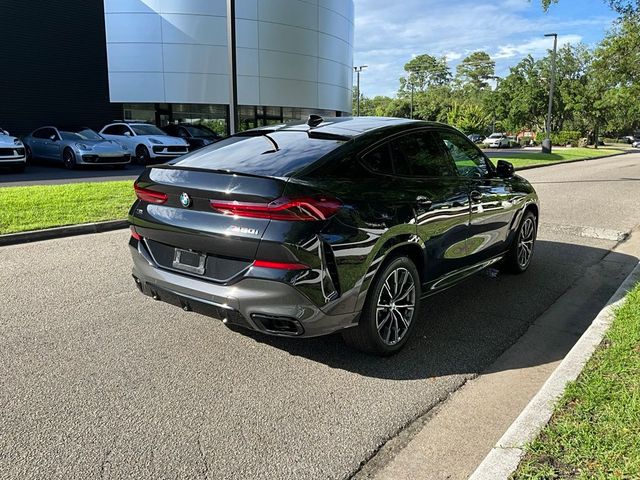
[122,103,345,136]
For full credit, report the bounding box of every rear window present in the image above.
[173,132,345,177]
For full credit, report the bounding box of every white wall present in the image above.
[104,0,354,112]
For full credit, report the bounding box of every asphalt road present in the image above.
[1,154,639,479]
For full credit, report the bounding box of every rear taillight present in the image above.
[253,260,309,270]
[130,226,141,240]
[210,196,341,221]
[134,182,168,204]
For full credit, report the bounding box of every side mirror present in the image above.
[124,131,131,137]
[50,135,57,141]
[496,160,515,177]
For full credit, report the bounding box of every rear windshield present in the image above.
[173,131,345,177]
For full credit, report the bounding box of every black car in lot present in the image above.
[162,123,222,151]
[129,116,539,355]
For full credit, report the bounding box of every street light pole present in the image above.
[226,0,238,135]
[542,33,558,154]
[353,65,368,116]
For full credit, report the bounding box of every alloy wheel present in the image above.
[63,149,75,169]
[376,267,416,346]
[517,217,535,268]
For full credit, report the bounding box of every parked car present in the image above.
[129,116,539,356]
[632,139,640,148]
[483,133,510,148]
[0,129,26,172]
[100,122,189,164]
[162,123,222,151]
[22,126,131,169]
[467,134,485,144]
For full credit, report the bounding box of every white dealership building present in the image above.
[104,0,355,131]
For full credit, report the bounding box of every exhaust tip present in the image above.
[251,314,304,336]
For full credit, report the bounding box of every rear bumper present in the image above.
[130,241,358,338]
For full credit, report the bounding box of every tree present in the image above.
[541,0,640,14]
[400,54,451,95]
[446,102,492,134]
[455,51,496,90]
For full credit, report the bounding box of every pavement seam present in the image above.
[468,259,640,480]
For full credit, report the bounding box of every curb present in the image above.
[0,220,128,247]
[469,261,640,480]
[511,151,629,172]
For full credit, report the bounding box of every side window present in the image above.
[178,127,190,138]
[102,125,120,135]
[362,143,394,175]
[33,128,47,139]
[390,130,456,177]
[439,131,489,178]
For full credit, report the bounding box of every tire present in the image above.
[502,210,537,274]
[12,164,25,173]
[135,145,151,165]
[63,148,76,170]
[25,146,33,165]
[342,255,421,356]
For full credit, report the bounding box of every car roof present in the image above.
[244,116,437,139]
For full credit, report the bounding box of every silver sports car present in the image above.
[0,128,26,172]
[23,126,131,169]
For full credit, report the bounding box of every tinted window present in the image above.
[362,143,393,174]
[174,132,344,177]
[439,131,489,178]
[33,128,50,139]
[60,128,102,141]
[103,125,128,135]
[391,130,456,177]
[132,124,165,136]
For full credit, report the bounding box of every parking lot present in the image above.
[1,155,639,479]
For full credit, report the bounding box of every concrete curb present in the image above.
[469,261,640,480]
[512,151,628,171]
[0,220,128,247]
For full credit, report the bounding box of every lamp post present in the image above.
[226,0,238,135]
[353,65,368,116]
[542,33,558,154]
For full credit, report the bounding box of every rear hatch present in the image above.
[131,166,286,282]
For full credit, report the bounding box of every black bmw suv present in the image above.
[129,116,539,355]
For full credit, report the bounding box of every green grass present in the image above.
[492,148,622,168]
[514,283,640,479]
[0,181,135,234]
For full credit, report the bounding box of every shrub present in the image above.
[551,131,581,146]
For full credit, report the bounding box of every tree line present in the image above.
[355,8,640,141]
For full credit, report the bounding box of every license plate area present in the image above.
[172,248,206,275]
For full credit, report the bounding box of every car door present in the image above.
[438,129,519,262]
[386,129,471,285]
[43,128,62,161]
[29,128,47,157]
[102,124,133,149]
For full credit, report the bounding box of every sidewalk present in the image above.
[355,230,640,480]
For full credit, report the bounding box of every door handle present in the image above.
[415,196,432,208]
[470,190,483,203]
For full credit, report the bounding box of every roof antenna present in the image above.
[307,114,324,128]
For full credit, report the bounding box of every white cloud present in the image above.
[352,0,614,97]
[493,34,584,59]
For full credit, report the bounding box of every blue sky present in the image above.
[353,0,617,97]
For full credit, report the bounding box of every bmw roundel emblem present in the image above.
[179,192,192,208]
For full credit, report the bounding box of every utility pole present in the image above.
[353,65,367,116]
[410,83,414,119]
[542,33,558,154]
[226,0,238,135]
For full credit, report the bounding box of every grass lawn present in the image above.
[491,148,622,169]
[0,181,135,234]
[514,282,640,479]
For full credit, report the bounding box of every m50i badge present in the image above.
[228,225,260,236]
[179,192,192,208]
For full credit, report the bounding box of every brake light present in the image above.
[134,183,168,204]
[130,226,141,240]
[253,260,309,270]
[210,196,341,221]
